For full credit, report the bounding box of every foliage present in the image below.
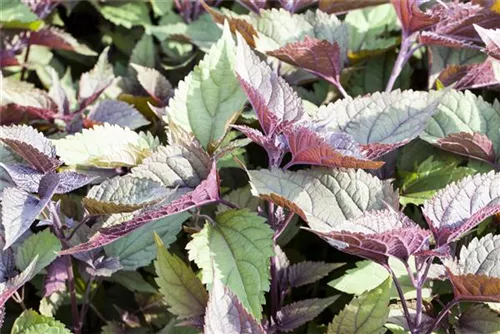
[1,0,500,333]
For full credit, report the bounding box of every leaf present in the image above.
[421,90,500,161]
[309,209,430,265]
[87,100,150,130]
[95,1,151,28]
[0,0,38,23]
[131,64,173,106]
[475,25,500,60]
[248,167,398,232]
[130,34,156,68]
[276,297,338,332]
[448,272,500,303]
[15,229,61,276]
[318,0,388,14]
[287,262,342,288]
[446,57,500,90]
[458,234,500,278]
[154,233,208,319]
[83,176,171,214]
[312,90,440,160]
[187,209,274,319]
[0,256,38,308]
[11,309,71,334]
[59,162,219,254]
[329,258,432,300]
[328,277,391,334]
[204,279,265,334]
[456,305,500,334]
[0,125,60,173]
[2,174,59,250]
[106,271,156,293]
[28,27,96,56]
[131,144,211,189]
[284,125,383,169]
[86,256,122,278]
[390,0,439,37]
[44,258,67,297]
[268,37,343,86]
[167,23,246,151]
[104,212,189,270]
[216,186,260,214]
[435,132,496,164]
[52,123,160,167]
[78,47,115,109]
[422,171,500,246]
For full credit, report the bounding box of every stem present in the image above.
[270,255,280,322]
[415,257,433,331]
[426,300,458,334]
[218,198,240,210]
[274,212,295,242]
[335,80,349,99]
[385,35,415,93]
[387,266,414,332]
[13,291,27,311]
[20,40,31,81]
[66,216,90,241]
[282,161,294,170]
[78,276,94,330]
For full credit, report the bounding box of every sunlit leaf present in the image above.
[78,47,115,109]
[87,100,150,130]
[11,309,71,333]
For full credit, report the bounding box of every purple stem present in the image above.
[415,257,433,331]
[386,266,414,332]
[218,198,240,210]
[334,79,349,99]
[385,35,416,93]
[426,299,458,334]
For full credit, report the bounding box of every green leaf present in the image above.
[421,90,500,160]
[130,34,156,68]
[11,309,71,334]
[456,305,500,334]
[94,1,151,28]
[0,0,38,23]
[328,258,431,300]
[186,14,223,52]
[52,123,160,167]
[167,23,246,151]
[15,229,61,275]
[186,209,274,319]
[154,233,208,319]
[248,168,398,232]
[106,271,156,293]
[328,277,392,334]
[104,211,189,270]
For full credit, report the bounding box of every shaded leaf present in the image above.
[87,100,150,130]
[248,167,398,232]
[328,277,391,334]
[44,258,67,297]
[11,309,71,334]
[187,209,274,319]
[28,27,96,56]
[456,304,500,334]
[287,261,342,288]
[130,34,155,68]
[131,64,173,106]
[52,123,160,167]
[15,229,61,276]
[0,256,37,308]
[423,172,500,246]
[106,271,156,293]
[94,1,150,28]
[204,279,265,334]
[154,233,208,319]
[435,132,496,164]
[86,256,122,277]
[276,297,337,332]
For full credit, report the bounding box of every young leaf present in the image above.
[104,211,189,270]
[204,279,265,334]
[421,90,500,162]
[11,309,71,334]
[131,64,173,106]
[287,261,343,288]
[248,168,398,232]
[391,0,438,37]
[313,90,440,159]
[78,47,115,109]
[456,304,500,333]
[59,162,219,254]
[0,125,60,173]
[308,209,430,265]
[154,233,208,319]
[187,209,274,319]
[328,277,391,334]
[52,123,160,167]
[2,173,59,249]
[276,297,338,332]
[15,229,61,276]
[44,257,67,297]
[167,22,246,151]
[83,176,172,214]
[0,256,38,308]
[87,100,150,130]
[423,172,500,246]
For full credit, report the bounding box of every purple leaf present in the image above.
[236,0,267,13]
[284,126,384,169]
[204,280,265,334]
[78,47,115,109]
[391,0,439,38]
[475,24,500,60]
[267,37,343,87]
[28,27,95,56]
[435,132,496,164]
[2,174,59,250]
[276,297,337,332]
[0,256,38,308]
[59,162,220,255]
[44,257,68,297]
[0,125,61,173]
[131,64,173,106]
[87,100,150,130]
[277,0,317,12]
[287,261,343,288]
[441,57,500,90]
[86,256,122,277]
[48,69,70,115]
[423,171,500,246]
[0,249,15,283]
[232,125,286,164]
[308,209,431,265]
[318,0,388,14]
